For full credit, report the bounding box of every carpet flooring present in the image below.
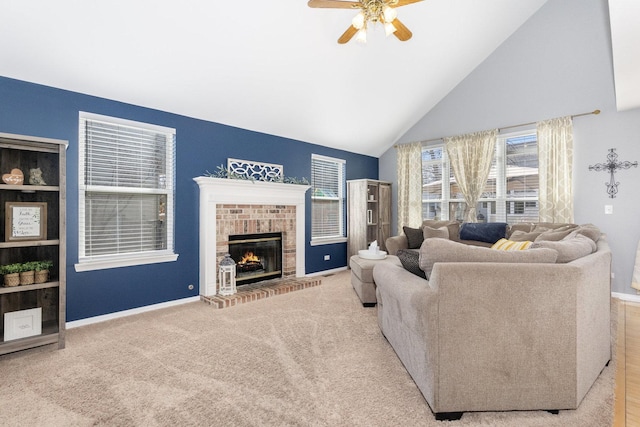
[0,270,615,426]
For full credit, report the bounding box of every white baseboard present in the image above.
[67,268,348,329]
[66,296,201,329]
[612,291,640,303]
[306,266,348,277]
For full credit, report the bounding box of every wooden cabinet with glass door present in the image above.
[0,132,66,355]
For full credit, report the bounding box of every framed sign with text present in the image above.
[5,202,47,241]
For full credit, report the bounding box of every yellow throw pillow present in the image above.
[491,238,532,251]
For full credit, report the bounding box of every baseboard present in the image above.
[612,291,640,303]
[306,266,348,277]
[66,296,201,329]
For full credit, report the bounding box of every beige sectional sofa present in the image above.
[373,221,612,420]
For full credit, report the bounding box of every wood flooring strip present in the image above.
[613,299,626,427]
[626,303,640,426]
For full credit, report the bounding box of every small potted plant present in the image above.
[0,263,23,287]
[19,261,37,286]
[34,260,53,284]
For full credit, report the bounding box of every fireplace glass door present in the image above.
[228,232,282,285]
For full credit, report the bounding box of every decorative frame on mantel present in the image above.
[227,158,284,182]
[193,176,310,297]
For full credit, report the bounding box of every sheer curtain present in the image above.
[396,142,423,231]
[537,116,574,223]
[445,129,497,223]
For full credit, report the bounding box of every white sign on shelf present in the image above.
[4,308,42,341]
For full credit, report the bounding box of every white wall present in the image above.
[379,0,640,295]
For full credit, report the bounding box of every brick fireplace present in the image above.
[194,176,310,296]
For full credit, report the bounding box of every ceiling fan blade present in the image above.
[387,0,424,6]
[308,0,360,9]
[392,18,412,41]
[338,25,359,44]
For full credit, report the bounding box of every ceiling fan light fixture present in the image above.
[352,12,365,29]
[382,5,398,23]
[356,28,367,43]
[384,21,397,36]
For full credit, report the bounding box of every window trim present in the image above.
[310,154,347,246]
[75,112,178,272]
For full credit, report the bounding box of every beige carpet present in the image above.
[0,270,615,426]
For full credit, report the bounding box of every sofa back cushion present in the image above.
[419,238,558,278]
[530,234,596,263]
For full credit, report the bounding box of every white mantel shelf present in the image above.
[194,176,310,296]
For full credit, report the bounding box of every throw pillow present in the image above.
[423,220,460,241]
[423,226,449,240]
[403,226,424,249]
[396,249,427,279]
[459,222,508,244]
[530,234,596,263]
[419,238,558,277]
[491,238,532,250]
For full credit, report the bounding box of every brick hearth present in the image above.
[200,277,322,309]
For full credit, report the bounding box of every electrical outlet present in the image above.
[324,255,330,261]
[604,205,613,214]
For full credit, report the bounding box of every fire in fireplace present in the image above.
[228,232,283,285]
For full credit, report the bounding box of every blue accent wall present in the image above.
[0,76,378,321]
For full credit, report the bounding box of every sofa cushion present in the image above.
[403,226,424,249]
[419,238,558,278]
[575,223,601,242]
[534,224,578,241]
[491,238,532,250]
[509,230,545,241]
[423,225,449,240]
[459,222,508,244]
[507,222,536,236]
[530,234,596,263]
[396,249,427,279]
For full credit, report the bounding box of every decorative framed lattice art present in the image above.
[227,159,283,182]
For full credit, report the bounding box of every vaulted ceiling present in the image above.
[2,0,634,157]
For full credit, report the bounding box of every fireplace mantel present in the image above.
[194,176,310,296]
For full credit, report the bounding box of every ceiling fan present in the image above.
[308,0,423,44]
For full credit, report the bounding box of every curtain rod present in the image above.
[394,109,601,148]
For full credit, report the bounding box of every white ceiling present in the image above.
[0,0,561,157]
[608,0,640,112]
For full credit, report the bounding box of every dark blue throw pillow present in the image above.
[459,222,508,244]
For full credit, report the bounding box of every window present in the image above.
[311,154,346,245]
[421,131,538,223]
[76,112,177,271]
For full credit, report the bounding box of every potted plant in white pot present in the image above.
[0,263,23,287]
[34,260,53,284]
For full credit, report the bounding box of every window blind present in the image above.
[311,154,346,240]
[78,113,175,261]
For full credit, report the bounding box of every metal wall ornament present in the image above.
[588,148,638,198]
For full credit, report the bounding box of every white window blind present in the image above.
[311,154,346,242]
[77,112,176,270]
